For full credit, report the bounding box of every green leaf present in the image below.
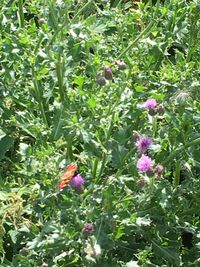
[115,225,125,239]
[8,230,18,244]
[0,191,8,201]
[88,97,96,108]
[152,239,180,265]
[0,135,14,160]
[0,130,6,140]
[134,85,147,92]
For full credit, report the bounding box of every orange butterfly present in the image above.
[59,164,77,191]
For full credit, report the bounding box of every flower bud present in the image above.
[82,223,94,235]
[155,164,164,175]
[97,74,106,86]
[39,18,46,25]
[104,66,113,80]
[116,60,127,70]
[132,131,141,142]
[157,104,165,115]
[19,247,29,256]
[143,99,157,116]
[137,177,145,186]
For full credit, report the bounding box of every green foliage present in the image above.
[0,0,200,266]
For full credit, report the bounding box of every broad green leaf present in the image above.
[0,135,14,160]
[0,191,7,201]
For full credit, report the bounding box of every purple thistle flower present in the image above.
[71,174,85,188]
[82,223,94,234]
[143,99,157,110]
[136,136,152,153]
[137,154,153,173]
[104,66,113,80]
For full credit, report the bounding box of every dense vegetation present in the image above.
[0,0,200,266]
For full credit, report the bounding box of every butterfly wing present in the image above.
[59,164,77,190]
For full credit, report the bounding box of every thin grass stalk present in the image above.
[18,0,25,28]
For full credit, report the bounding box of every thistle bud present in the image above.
[82,223,94,235]
[143,99,157,116]
[116,60,127,70]
[137,177,145,186]
[39,18,46,25]
[104,66,113,80]
[157,104,165,115]
[132,131,141,141]
[155,164,164,175]
[97,74,106,86]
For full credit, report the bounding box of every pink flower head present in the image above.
[71,174,85,188]
[136,136,152,153]
[137,155,153,173]
[82,223,94,234]
[104,66,111,72]
[143,99,157,110]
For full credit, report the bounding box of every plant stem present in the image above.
[71,0,94,23]
[92,158,98,180]
[18,0,25,28]
[56,55,65,102]
[66,134,74,161]
[32,67,49,127]
[173,160,181,186]
[48,0,94,46]
[34,32,44,55]
[163,137,200,165]
[117,20,155,59]
[152,116,157,138]
[117,0,161,59]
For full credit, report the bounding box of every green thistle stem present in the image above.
[163,137,200,165]
[56,55,65,102]
[117,20,155,59]
[32,67,49,127]
[18,0,25,28]
[174,160,181,186]
[92,158,98,180]
[152,116,157,138]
